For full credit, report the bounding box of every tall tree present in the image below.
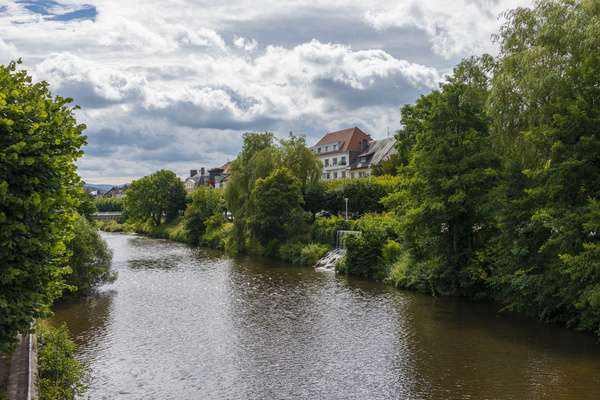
[384,57,500,295]
[486,0,600,330]
[225,132,321,251]
[0,60,87,350]
[247,167,306,254]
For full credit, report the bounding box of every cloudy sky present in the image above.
[1,0,533,185]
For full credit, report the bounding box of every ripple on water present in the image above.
[46,232,600,400]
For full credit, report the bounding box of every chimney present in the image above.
[200,167,205,175]
[360,139,369,153]
[190,169,197,177]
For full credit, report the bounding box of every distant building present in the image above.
[184,168,207,192]
[105,184,129,198]
[184,162,231,191]
[310,127,372,180]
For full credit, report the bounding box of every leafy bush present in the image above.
[38,324,90,400]
[184,187,225,245]
[310,216,355,247]
[342,227,388,280]
[201,216,232,250]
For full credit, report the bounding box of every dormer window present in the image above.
[333,144,337,150]
[318,147,321,153]
[360,156,367,163]
[325,146,329,151]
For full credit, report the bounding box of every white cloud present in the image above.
[234,36,258,51]
[33,53,148,107]
[364,0,534,58]
[0,0,532,181]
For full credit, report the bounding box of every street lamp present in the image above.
[344,198,349,220]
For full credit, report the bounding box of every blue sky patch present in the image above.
[17,0,97,21]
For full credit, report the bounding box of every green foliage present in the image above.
[384,58,500,295]
[62,214,116,297]
[337,213,401,280]
[483,0,600,330]
[276,239,329,265]
[341,229,387,280]
[75,189,97,224]
[372,153,400,176]
[247,167,308,255]
[94,197,124,212]
[184,187,225,245]
[225,132,321,252]
[0,60,87,350]
[310,215,355,247]
[38,324,90,400]
[201,216,232,250]
[124,170,186,226]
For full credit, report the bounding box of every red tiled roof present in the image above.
[314,127,371,152]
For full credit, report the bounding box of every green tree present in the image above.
[247,167,306,254]
[0,60,87,350]
[486,0,600,330]
[63,214,117,297]
[184,187,225,245]
[124,170,185,226]
[225,132,321,251]
[384,58,500,295]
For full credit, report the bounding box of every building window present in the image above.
[325,146,329,152]
[333,157,337,166]
[360,156,366,163]
[318,147,321,153]
[333,144,337,150]
[340,156,346,165]
[359,172,365,178]
[322,173,327,179]
[326,173,331,179]
[341,171,346,179]
[324,159,329,167]
[351,172,355,178]
[333,172,338,179]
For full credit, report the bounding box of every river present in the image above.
[46,231,600,399]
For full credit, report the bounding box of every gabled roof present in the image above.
[314,127,372,152]
[347,137,397,170]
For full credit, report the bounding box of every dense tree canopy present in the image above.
[247,167,306,254]
[225,132,321,251]
[384,58,500,295]
[124,169,186,226]
[485,0,600,331]
[0,60,87,349]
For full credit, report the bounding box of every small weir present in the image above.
[314,230,361,269]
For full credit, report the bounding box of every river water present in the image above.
[47,232,600,399]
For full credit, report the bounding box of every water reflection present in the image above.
[47,232,600,400]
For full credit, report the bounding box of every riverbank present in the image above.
[97,217,332,267]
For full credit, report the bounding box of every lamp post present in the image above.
[344,198,349,220]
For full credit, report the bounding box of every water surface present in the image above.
[48,232,600,399]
